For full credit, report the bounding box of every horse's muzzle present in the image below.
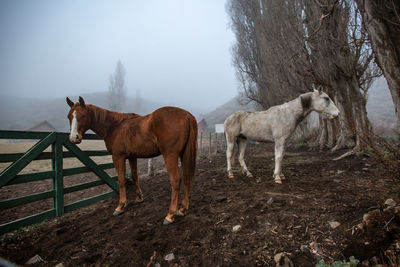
[69,134,82,144]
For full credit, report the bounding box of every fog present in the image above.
[0,0,237,113]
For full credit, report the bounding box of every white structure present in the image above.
[215,124,224,133]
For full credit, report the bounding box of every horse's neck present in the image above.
[282,97,311,126]
[87,105,130,139]
[292,97,311,125]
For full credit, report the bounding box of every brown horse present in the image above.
[66,97,197,225]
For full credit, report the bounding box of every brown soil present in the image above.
[0,143,399,266]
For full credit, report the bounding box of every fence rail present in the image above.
[0,130,119,235]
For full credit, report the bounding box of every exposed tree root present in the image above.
[334,150,356,161]
[333,146,362,161]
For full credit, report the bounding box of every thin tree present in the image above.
[108,60,127,111]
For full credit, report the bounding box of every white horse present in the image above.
[224,89,340,183]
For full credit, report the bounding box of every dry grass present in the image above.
[0,140,112,174]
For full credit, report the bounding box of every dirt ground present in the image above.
[1,143,399,266]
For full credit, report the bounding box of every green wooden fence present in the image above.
[0,130,119,235]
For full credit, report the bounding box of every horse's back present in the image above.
[150,106,197,153]
[225,110,275,142]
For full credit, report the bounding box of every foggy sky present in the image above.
[0,0,238,112]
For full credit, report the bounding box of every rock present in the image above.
[337,170,345,174]
[267,197,274,205]
[164,253,175,262]
[329,221,341,229]
[329,170,335,175]
[55,264,65,267]
[300,245,310,253]
[25,255,46,265]
[363,209,381,227]
[232,225,242,232]
[384,198,397,207]
[274,252,294,267]
[333,179,341,183]
[313,254,322,261]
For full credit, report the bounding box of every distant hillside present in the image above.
[0,78,395,134]
[203,96,257,131]
[203,77,396,132]
[0,92,208,133]
[366,77,396,131]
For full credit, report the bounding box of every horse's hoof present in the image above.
[163,218,174,225]
[136,194,144,203]
[177,210,186,217]
[274,178,282,184]
[228,174,234,179]
[247,173,253,178]
[113,209,124,216]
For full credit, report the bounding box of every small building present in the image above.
[25,120,58,132]
[196,117,208,134]
[8,121,58,143]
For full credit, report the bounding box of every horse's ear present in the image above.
[313,85,322,94]
[300,94,312,110]
[66,97,74,107]
[78,96,86,107]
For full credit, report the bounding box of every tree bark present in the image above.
[355,0,400,133]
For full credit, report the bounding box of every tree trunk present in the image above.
[356,0,400,133]
[318,117,328,151]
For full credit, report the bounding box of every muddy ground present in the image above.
[1,143,399,266]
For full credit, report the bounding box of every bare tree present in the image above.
[108,60,127,111]
[355,0,400,134]
[227,0,380,154]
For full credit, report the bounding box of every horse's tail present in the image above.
[181,115,198,185]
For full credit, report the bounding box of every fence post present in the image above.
[147,158,154,177]
[199,133,203,155]
[214,133,218,154]
[52,133,64,216]
[208,132,211,158]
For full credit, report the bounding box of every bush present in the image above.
[316,256,359,267]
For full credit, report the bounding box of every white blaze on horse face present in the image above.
[69,111,80,143]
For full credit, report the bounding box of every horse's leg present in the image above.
[226,139,235,179]
[162,154,180,225]
[112,155,127,216]
[237,137,252,178]
[128,156,143,203]
[273,139,286,184]
[177,171,190,217]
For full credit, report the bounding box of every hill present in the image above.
[0,92,208,132]
[0,77,395,134]
[202,96,257,131]
[203,77,396,133]
[366,77,396,132]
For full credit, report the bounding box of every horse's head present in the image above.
[66,96,91,144]
[309,89,340,119]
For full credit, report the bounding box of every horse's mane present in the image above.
[300,92,312,110]
[88,104,139,125]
